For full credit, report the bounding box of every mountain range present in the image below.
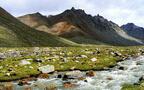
[0,7,143,46]
[121,23,144,42]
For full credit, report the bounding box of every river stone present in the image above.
[86,70,96,77]
[63,82,76,88]
[38,65,55,73]
[66,70,83,78]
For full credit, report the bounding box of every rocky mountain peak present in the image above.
[121,23,139,30]
[121,23,144,40]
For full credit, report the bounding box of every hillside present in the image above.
[0,7,76,47]
[121,23,144,42]
[18,7,143,46]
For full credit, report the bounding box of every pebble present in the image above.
[91,58,97,62]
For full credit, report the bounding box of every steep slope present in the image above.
[0,7,76,47]
[18,7,143,46]
[121,23,144,42]
[18,12,104,45]
[47,8,143,46]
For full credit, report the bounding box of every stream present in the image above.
[0,56,144,90]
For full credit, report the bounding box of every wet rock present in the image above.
[63,82,76,88]
[118,66,125,70]
[139,76,144,81]
[107,76,113,80]
[57,74,62,78]
[63,75,69,80]
[4,82,13,90]
[78,77,86,80]
[84,79,88,82]
[18,80,30,86]
[86,70,96,77]
[38,65,55,73]
[66,70,83,78]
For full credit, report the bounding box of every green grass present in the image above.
[122,80,144,90]
[0,46,143,81]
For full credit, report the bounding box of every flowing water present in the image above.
[1,56,144,90]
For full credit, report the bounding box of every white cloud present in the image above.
[0,0,144,27]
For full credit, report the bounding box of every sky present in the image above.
[0,0,144,27]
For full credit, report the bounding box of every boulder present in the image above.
[86,70,96,77]
[63,82,76,88]
[18,79,30,86]
[66,70,83,78]
[38,65,55,73]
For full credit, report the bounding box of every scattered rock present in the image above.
[66,70,83,78]
[86,70,96,77]
[20,60,31,65]
[63,82,76,88]
[111,51,122,57]
[118,66,125,70]
[91,58,97,62]
[63,75,69,80]
[57,74,62,78]
[84,79,88,82]
[80,55,88,58]
[78,77,86,80]
[18,79,30,86]
[107,76,113,80]
[139,76,144,81]
[38,65,55,73]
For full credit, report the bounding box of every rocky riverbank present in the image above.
[0,46,144,90]
[0,55,144,90]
